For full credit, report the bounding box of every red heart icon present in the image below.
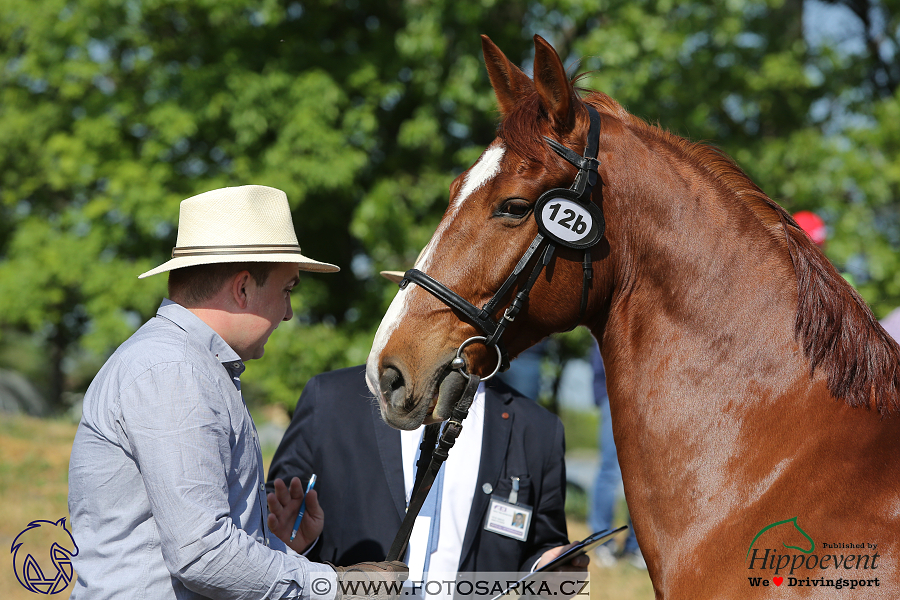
[773,577,783,586]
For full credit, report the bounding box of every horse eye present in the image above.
[498,199,531,218]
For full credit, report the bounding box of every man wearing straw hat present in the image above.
[68,185,406,600]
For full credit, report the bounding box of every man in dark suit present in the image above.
[266,364,573,575]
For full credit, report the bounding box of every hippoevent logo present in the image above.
[745,517,881,591]
[11,518,79,594]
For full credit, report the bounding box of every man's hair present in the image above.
[168,262,278,307]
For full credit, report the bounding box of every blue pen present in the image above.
[290,474,317,542]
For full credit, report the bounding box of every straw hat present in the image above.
[139,185,339,278]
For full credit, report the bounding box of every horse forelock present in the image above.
[497,90,628,162]
[497,94,548,162]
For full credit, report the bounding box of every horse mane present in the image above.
[498,87,900,415]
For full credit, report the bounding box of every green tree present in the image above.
[567,0,900,315]
[0,0,586,409]
[1,0,898,411]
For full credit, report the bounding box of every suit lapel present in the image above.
[458,385,513,567]
[370,400,408,521]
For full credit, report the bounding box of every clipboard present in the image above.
[534,525,628,572]
[490,525,628,600]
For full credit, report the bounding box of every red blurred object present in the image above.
[793,211,826,246]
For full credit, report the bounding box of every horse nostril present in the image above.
[380,366,406,409]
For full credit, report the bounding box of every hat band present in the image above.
[172,244,304,258]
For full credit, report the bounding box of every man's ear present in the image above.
[230,270,254,310]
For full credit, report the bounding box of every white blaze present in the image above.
[366,286,410,397]
[366,143,506,398]
[453,144,505,210]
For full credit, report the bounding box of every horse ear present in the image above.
[481,34,535,117]
[532,34,578,131]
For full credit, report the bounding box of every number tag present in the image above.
[534,190,604,249]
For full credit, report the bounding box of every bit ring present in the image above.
[451,336,503,381]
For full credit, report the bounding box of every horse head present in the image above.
[366,35,614,429]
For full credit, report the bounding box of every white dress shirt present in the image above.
[400,383,486,598]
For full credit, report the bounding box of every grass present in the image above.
[1,415,77,599]
[568,520,656,600]
[0,412,654,600]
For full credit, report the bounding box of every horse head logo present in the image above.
[11,518,79,594]
[746,516,815,559]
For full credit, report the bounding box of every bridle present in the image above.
[398,104,605,379]
[384,105,605,563]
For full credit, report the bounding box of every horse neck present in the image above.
[593,132,810,415]
[585,136,833,565]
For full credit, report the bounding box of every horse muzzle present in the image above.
[376,337,503,429]
[376,362,471,429]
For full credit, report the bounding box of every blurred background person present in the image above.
[793,210,827,247]
[497,339,549,401]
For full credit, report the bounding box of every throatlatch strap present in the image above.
[386,374,481,562]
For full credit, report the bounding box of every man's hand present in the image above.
[331,561,409,600]
[266,477,324,554]
[535,542,590,571]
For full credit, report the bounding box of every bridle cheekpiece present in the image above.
[399,104,605,379]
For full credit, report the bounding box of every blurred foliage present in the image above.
[0,0,898,410]
[559,406,601,451]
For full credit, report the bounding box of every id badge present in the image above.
[484,497,533,541]
[484,476,532,541]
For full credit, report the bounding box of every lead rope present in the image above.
[386,374,482,562]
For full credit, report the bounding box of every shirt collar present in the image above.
[156,299,245,378]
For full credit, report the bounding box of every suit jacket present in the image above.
[266,365,569,572]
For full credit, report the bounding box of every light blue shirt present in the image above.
[68,299,336,600]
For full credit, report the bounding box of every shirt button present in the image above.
[265,538,270,546]
[260,483,266,492]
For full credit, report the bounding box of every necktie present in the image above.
[420,457,445,577]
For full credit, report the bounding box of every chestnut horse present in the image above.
[366,35,900,598]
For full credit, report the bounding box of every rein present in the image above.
[385,106,605,563]
[385,374,481,562]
